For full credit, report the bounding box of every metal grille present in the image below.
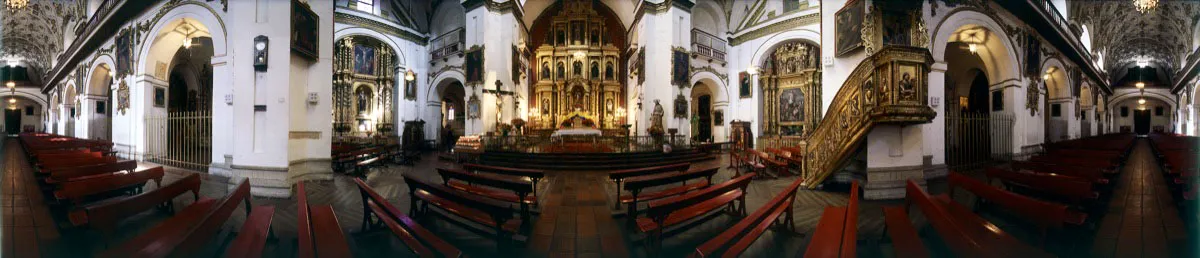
[145,111,212,171]
[945,112,1014,170]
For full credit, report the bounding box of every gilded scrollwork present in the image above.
[1026,80,1041,116]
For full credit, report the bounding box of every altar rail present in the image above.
[481,135,692,153]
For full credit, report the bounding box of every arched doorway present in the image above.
[941,24,1016,170]
[439,81,465,150]
[1043,65,1069,142]
[2,96,43,135]
[142,17,215,172]
[690,81,713,142]
[64,86,77,137]
[87,64,113,140]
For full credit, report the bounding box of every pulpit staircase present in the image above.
[800,46,937,189]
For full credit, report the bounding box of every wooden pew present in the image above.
[947,172,1085,246]
[100,179,274,258]
[53,166,165,205]
[803,181,859,258]
[297,181,353,258]
[903,180,995,258]
[67,173,204,239]
[404,174,521,252]
[437,167,536,230]
[621,167,719,228]
[752,149,791,176]
[638,173,755,255]
[608,163,691,209]
[354,178,463,257]
[462,163,546,200]
[36,155,119,173]
[43,160,137,184]
[986,168,1100,210]
[691,177,804,257]
[881,205,928,258]
[931,194,1054,258]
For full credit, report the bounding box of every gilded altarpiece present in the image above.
[530,1,623,132]
[760,41,821,138]
[333,36,396,136]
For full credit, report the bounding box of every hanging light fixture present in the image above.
[5,82,13,88]
[4,0,27,12]
[175,20,197,49]
[1134,0,1158,13]
[968,43,979,54]
[1136,82,1146,89]
[1138,98,1147,105]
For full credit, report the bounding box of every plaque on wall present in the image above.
[835,0,865,56]
[671,48,690,87]
[291,0,319,60]
[739,72,751,98]
[465,46,485,85]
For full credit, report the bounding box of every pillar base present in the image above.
[213,164,293,198]
[288,159,334,183]
[863,165,927,200]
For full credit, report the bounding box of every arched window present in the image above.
[605,62,614,79]
[590,61,600,79]
[573,61,582,76]
[541,62,551,80]
[557,62,565,79]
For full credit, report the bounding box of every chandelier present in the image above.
[1134,0,1158,13]
[4,0,27,12]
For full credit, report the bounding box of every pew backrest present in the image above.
[948,172,1067,230]
[437,168,533,194]
[55,166,165,204]
[298,182,314,258]
[69,173,201,231]
[906,180,991,258]
[840,181,859,258]
[354,178,462,257]
[159,179,253,257]
[403,174,513,222]
[623,167,719,192]
[645,173,755,219]
[463,163,546,180]
[608,163,691,180]
[47,160,138,182]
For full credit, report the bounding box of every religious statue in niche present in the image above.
[673,94,688,119]
[405,79,417,100]
[569,85,587,111]
[354,45,376,75]
[650,100,665,132]
[465,46,485,84]
[739,72,751,98]
[672,48,690,87]
[355,86,373,117]
[779,88,805,122]
[542,99,551,115]
[541,63,551,80]
[835,0,865,56]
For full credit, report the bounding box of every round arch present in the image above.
[428,69,467,102]
[749,29,821,69]
[1110,91,1177,111]
[333,27,408,66]
[88,54,116,95]
[931,9,1022,83]
[1040,57,1070,99]
[135,3,227,75]
[689,72,729,105]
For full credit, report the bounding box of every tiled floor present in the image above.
[1091,139,1191,258]
[3,137,1194,257]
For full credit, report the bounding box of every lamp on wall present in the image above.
[405,70,416,81]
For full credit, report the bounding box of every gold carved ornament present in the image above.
[116,81,130,115]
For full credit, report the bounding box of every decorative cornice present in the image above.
[729,12,820,46]
[690,65,728,82]
[334,12,428,46]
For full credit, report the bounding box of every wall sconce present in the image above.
[1042,73,1050,81]
[968,43,978,54]
[405,70,416,81]
[5,82,13,88]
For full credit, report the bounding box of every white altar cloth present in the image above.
[551,128,603,137]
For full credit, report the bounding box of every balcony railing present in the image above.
[1038,0,1093,64]
[691,29,726,63]
[430,28,464,61]
[57,0,116,69]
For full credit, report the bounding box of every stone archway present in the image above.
[86,63,114,140]
[139,16,219,171]
[936,19,1021,168]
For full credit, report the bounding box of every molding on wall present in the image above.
[729,12,820,46]
[864,165,927,200]
[334,12,429,46]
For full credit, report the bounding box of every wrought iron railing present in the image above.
[1036,0,1093,64]
[431,28,465,61]
[691,29,726,62]
[145,111,212,172]
[480,135,692,153]
[945,112,1014,171]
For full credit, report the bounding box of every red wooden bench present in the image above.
[986,168,1099,210]
[905,180,992,257]
[296,181,353,258]
[802,181,859,258]
[734,150,768,179]
[931,194,1054,258]
[36,155,120,173]
[354,178,462,257]
[947,172,1085,246]
[437,167,537,230]
[638,173,755,255]
[621,167,719,228]
[53,166,165,205]
[67,173,203,239]
[100,179,273,258]
[691,177,804,257]
[43,160,137,184]
[755,149,791,176]
[463,163,547,196]
[881,205,928,258]
[608,163,691,209]
[403,174,522,252]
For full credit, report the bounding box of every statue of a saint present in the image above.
[651,100,665,131]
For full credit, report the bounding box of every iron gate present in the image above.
[146,111,212,171]
[945,112,1014,170]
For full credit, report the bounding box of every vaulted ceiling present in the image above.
[0,0,84,84]
[1071,0,1200,84]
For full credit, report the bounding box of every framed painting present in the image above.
[96,101,106,114]
[713,110,723,126]
[673,94,688,119]
[353,45,376,75]
[465,46,485,85]
[290,0,319,60]
[739,72,751,98]
[154,87,166,108]
[778,88,805,123]
[467,94,481,119]
[115,28,133,78]
[671,48,690,87]
[636,48,646,84]
[835,0,865,56]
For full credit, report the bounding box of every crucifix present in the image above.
[484,80,517,124]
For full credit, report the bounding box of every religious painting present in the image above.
[117,81,130,115]
[897,65,919,101]
[739,72,752,98]
[95,101,106,114]
[835,0,865,56]
[1023,33,1042,78]
[674,94,688,119]
[353,45,376,75]
[637,48,646,84]
[153,87,166,108]
[465,47,485,84]
[115,28,133,78]
[672,48,690,87]
[713,110,723,126]
[25,106,33,116]
[880,8,913,46]
[290,0,319,60]
[467,94,481,119]
[405,79,417,100]
[512,45,523,83]
[779,88,805,122]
